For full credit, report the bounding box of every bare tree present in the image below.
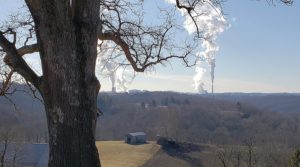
[0,1,205,166]
[232,146,243,167]
[256,142,290,167]
[0,0,293,167]
[244,137,259,167]
[0,131,9,167]
[0,128,23,167]
[217,146,233,167]
[11,142,23,167]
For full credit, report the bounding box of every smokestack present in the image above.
[164,1,227,95]
[211,80,214,94]
[112,86,116,93]
[210,60,215,94]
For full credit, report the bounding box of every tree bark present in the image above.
[25,1,101,167]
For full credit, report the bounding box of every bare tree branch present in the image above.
[0,70,14,96]
[98,0,197,73]
[269,0,293,5]
[17,43,38,56]
[0,31,42,93]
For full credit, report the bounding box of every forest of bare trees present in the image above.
[0,0,296,166]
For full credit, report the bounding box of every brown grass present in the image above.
[96,141,160,167]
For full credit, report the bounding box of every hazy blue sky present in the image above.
[1,0,299,93]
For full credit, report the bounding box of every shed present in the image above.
[124,132,147,144]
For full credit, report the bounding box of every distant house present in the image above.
[124,132,147,144]
[0,143,48,167]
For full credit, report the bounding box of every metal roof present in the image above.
[128,132,146,136]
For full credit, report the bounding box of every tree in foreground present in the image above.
[0,0,293,167]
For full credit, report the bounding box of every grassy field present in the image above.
[96,141,160,167]
[96,141,220,167]
[141,143,219,167]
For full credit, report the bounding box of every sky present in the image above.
[0,0,300,93]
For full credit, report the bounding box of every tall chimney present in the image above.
[112,86,116,93]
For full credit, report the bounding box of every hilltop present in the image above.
[1,89,300,146]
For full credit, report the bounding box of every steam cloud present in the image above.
[166,0,228,93]
[98,1,228,93]
[193,65,206,93]
[97,41,134,92]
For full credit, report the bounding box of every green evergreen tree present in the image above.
[289,150,300,167]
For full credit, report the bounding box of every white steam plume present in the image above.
[115,68,134,92]
[166,0,228,93]
[193,65,206,93]
[97,41,135,92]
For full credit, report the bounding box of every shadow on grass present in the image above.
[157,137,204,167]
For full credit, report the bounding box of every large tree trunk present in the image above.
[26,1,101,167]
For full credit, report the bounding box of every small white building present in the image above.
[124,132,147,144]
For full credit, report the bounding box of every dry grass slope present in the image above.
[96,141,160,167]
[96,141,220,167]
[141,143,219,167]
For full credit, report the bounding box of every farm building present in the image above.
[0,143,48,167]
[124,132,147,144]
